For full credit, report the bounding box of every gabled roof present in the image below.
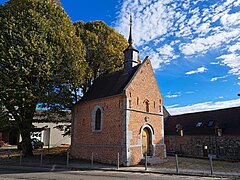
[165,106,240,135]
[78,65,140,103]
[163,106,171,119]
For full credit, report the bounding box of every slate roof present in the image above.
[33,110,71,123]
[78,65,141,103]
[165,106,240,135]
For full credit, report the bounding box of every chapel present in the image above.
[70,17,166,166]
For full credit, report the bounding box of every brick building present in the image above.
[165,106,240,160]
[70,18,166,166]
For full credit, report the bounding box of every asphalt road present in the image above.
[0,166,232,180]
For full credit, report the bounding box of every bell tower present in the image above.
[123,15,139,72]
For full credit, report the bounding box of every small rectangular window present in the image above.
[196,122,202,128]
[137,97,139,105]
[129,100,131,108]
[207,120,214,127]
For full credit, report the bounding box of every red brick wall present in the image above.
[71,95,125,165]
[125,58,165,165]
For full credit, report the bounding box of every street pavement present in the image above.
[0,166,233,180]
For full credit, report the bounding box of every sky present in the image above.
[1,0,240,115]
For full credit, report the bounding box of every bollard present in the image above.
[19,151,22,165]
[175,154,179,173]
[209,156,214,175]
[117,152,119,170]
[145,154,148,171]
[8,150,10,159]
[91,152,94,167]
[67,151,69,168]
[40,152,43,166]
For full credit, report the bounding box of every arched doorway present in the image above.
[142,128,150,155]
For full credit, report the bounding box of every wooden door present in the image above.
[142,128,150,155]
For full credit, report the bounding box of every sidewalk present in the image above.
[1,159,240,179]
[1,146,239,179]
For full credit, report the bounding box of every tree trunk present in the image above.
[19,123,33,157]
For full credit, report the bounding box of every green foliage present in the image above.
[0,0,86,155]
[74,21,128,93]
[0,102,13,130]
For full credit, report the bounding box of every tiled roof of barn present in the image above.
[77,65,140,103]
[165,106,240,135]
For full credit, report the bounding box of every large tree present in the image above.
[0,0,86,156]
[74,21,129,94]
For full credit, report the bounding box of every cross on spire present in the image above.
[128,15,133,45]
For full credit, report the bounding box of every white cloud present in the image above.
[166,94,179,98]
[185,66,207,75]
[157,44,174,56]
[166,92,181,99]
[115,0,175,46]
[180,29,240,56]
[166,99,240,115]
[195,22,211,36]
[210,75,228,82]
[210,61,220,65]
[115,0,240,82]
[217,53,240,77]
[228,42,240,52]
[166,94,180,99]
[221,12,240,27]
[234,0,240,6]
[140,47,164,69]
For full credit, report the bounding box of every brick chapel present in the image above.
[70,18,166,166]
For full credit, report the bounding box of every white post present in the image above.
[117,152,119,169]
[209,156,214,175]
[40,152,43,166]
[8,150,10,159]
[91,152,93,167]
[19,151,22,165]
[175,154,179,173]
[67,151,69,168]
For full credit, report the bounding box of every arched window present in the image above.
[144,100,150,112]
[146,102,149,112]
[95,108,101,130]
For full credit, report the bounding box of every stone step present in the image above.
[139,156,166,165]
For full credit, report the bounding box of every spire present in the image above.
[123,14,139,72]
[128,15,133,45]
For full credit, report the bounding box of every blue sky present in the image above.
[1,0,240,115]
